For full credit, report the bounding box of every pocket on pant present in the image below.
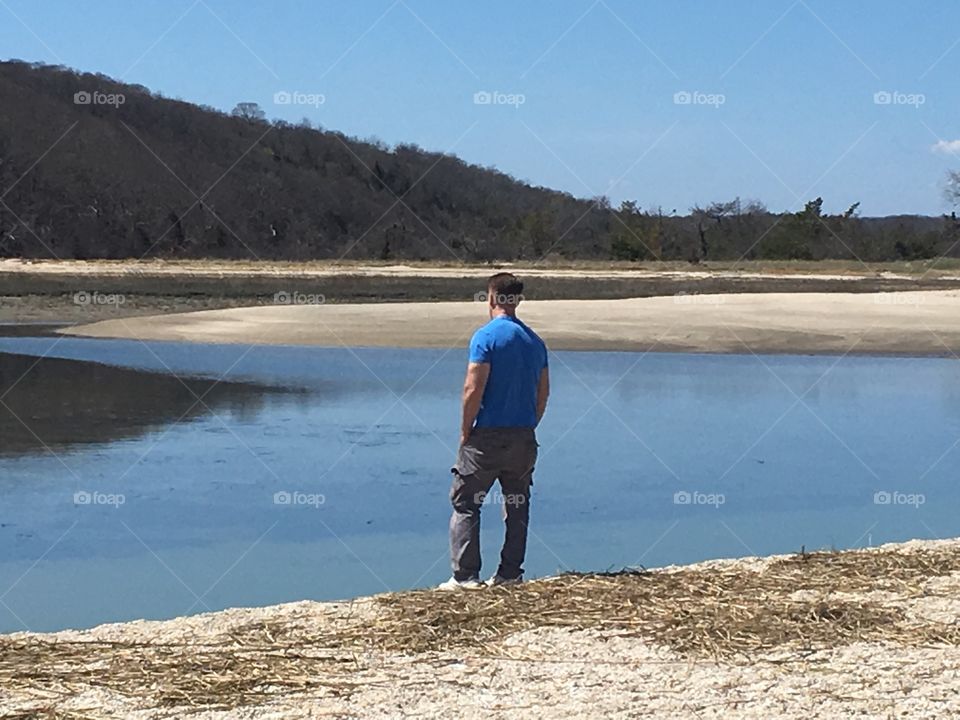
[524,438,539,469]
[449,469,467,503]
[453,441,483,476]
[449,468,491,509]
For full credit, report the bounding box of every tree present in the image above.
[610,201,662,261]
[691,200,739,261]
[948,171,960,208]
[231,102,266,122]
[757,198,824,260]
[689,198,769,261]
[520,211,555,258]
[0,61,954,263]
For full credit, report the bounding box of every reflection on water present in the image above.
[0,353,300,456]
[0,335,959,633]
[0,324,63,338]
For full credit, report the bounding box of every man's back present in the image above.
[469,315,548,428]
[444,272,550,589]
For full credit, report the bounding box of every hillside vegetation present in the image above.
[1,61,957,263]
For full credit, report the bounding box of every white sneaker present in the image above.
[486,574,523,587]
[437,577,485,591]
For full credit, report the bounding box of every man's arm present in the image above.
[536,366,550,424]
[460,362,490,446]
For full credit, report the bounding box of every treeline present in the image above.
[0,61,957,263]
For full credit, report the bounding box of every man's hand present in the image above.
[536,366,550,425]
[460,362,489,448]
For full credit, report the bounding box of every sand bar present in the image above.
[61,290,960,355]
[6,259,960,305]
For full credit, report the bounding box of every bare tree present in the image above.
[947,171,960,207]
[231,102,266,122]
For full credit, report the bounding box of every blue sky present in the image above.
[2,0,958,216]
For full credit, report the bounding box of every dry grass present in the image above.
[2,543,960,714]
[0,626,362,714]
[371,544,960,656]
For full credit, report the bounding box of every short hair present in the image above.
[487,272,524,305]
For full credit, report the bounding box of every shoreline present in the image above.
[5,261,960,356]
[3,537,960,719]
[3,319,956,360]
[53,290,960,357]
[4,258,960,316]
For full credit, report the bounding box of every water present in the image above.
[1,335,958,633]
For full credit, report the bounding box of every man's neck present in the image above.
[491,308,516,320]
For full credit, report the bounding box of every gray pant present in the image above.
[449,427,538,581]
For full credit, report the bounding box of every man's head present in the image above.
[486,272,524,318]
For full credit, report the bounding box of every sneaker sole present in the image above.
[437,582,485,591]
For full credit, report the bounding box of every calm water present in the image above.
[1,335,958,633]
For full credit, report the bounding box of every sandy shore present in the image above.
[5,258,960,325]
[60,289,960,355]
[3,538,960,719]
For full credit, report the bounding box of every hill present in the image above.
[0,60,957,263]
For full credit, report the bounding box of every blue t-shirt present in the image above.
[469,315,548,428]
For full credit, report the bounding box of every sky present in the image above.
[1,0,959,217]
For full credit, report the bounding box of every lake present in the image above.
[0,334,958,632]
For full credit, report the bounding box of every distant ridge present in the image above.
[0,61,955,262]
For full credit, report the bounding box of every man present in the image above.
[440,272,550,590]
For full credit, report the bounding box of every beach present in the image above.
[3,259,959,355]
[5,4,959,716]
[2,538,960,719]
[5,260,960,718]
[56,290,960,356]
